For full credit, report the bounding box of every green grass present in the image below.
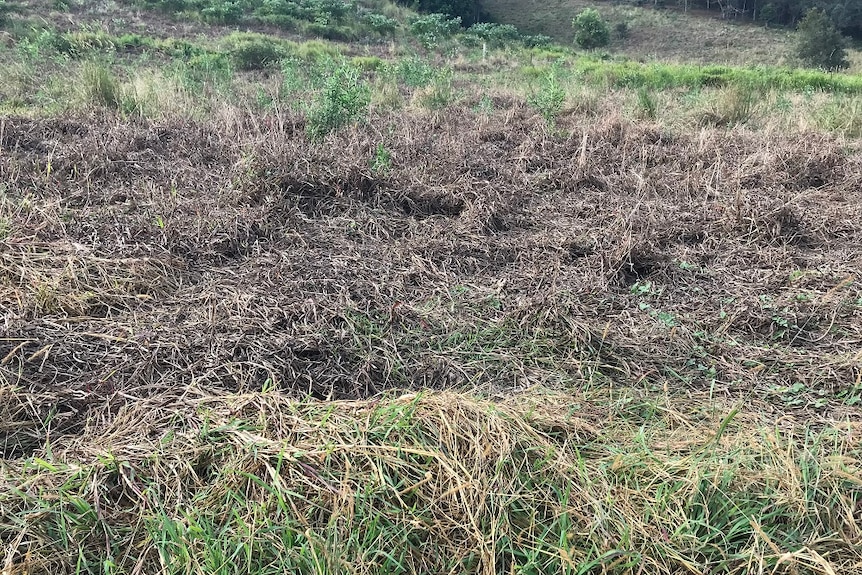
[574,57,862,94]
[2,389,859,574]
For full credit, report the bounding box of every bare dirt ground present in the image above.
[2,104,861,459]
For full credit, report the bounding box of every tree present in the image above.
[795,8,849,70]
[573,8,610,50]
[396,0,484,26]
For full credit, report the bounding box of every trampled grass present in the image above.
[2,1,862,574]
[2,388,860,574]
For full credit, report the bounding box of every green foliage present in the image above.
[199,0,243,23]
[573,8,610,50]
[575,57,862,94]
[178,51,233,88]
[306,62,370,139]
[416,67,453,109]
[635,86,657,119]
[80,63,121,109]
[528,63,566,126]
[224,32,288,70]
[304,20,356,41]
[522,34,552,48]
[614,21,629,39]
[370,143,391,174]
[0,0,11,27]
[795,8,849,71]
[393,55,436,88]
[365,13,398,36]
[409,13,461,48]
[396,0,482,25]
[466,22,519,47]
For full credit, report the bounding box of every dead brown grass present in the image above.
[1,104,861,441]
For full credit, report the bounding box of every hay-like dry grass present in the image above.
[2,102,862,573]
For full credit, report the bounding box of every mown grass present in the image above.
[2,388,860,574]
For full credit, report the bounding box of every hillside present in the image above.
[482,0,799,65]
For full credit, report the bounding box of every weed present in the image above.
[414,67,453,110]
[635,86,657,119]
[528,63,567,126]
[370,143,392,174]
[225,32,288,70]
[393,55,436,88]
[80,62,121,109]
[306,62,370,138]
[409,13,461,49]
[700,82,761,127]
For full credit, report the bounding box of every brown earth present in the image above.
[2,104,861,458]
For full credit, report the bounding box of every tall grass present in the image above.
[577,57,862,94]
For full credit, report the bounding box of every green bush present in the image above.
[409,13,461,48]
[200,0,244,24]
[416,67,453,109]
[178,51,233,88]
[393,55,436,88]
[225,33,288,70]
[573,8,610,50]
[466,22,519,48]
[795,8,849,71]
[304,21,356,41]
[306,62,370,138]
[366,13,398,36]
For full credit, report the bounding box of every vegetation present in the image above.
[572,8,610,50]
[1,1,862,574]
[794,7,850,71]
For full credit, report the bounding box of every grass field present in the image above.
[1,0,862,573]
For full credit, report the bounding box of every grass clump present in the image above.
[224,32,290,70]
[79,62,121,109]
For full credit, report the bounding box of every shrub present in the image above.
[409,13,461,48]
[466,22,519,48]
[306,62,370,138]
[614,21,629,40]
[365,13,398,36]
[295,40,340,62]
[528,64,567,126]
[225,33,288,70]
[795,8,849,71]
[522,34,552,48]
[573,8,610,50]
[304,21,356,42]
[394,55,436,88]
[179,52,233,87]
[200,0,243,24]
[415,67,453,109]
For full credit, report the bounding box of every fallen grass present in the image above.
[2,387,860,574]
